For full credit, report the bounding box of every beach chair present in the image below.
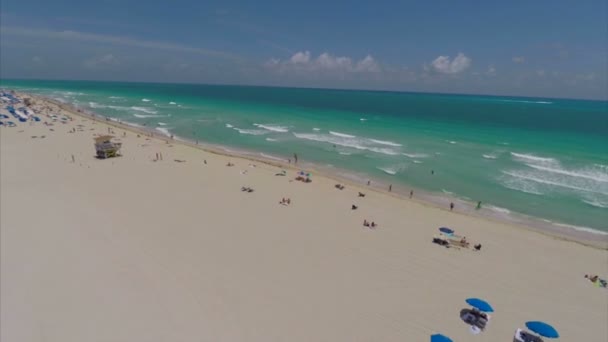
[514,328,544,342]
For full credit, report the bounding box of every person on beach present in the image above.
[476,201,482,210]
[450,202,454,211]
[367,180,370,186]
[293,153,298,164]
[370,222,377,228]
[409,190,413,198]
[389,184,392,192]
[351,204,358,210]
[363,220,369,227]
[71,154,75,163]
[431,170,434,175]
[204,159,207,164]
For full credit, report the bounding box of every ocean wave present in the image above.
[293,132,400,156]
[142,98,151,102]
[131,106,158,114]
[313,127,321,131]
[483,154,498,159]
[402,153,429,158]
[260,153,285,162]
[502,171,608,195]
[225,124,234,128]
[233,128,268,135]
[370,139,402,147]
[265,138,278,142]
[446,140,457,144]
[499,176,544,195]
[486,205,511,214]
[169,101,176,105]
[329,131,356,138]
[155,127,171,136]
[511,152,557,165]
[360,118,367,121]
[254,123,289,133]
[583,199,608,208]
[339,152,352,155]
[413,160,423,164]
[133,113,163,118]
[109,96,123,99]
[525,164,608,183]
[553,223,608,236]
[88,102,105,109]
[498,99,553,105]
[157,122,168,126]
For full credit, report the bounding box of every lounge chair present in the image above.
[514,328,544,342]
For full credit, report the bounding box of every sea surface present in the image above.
[2,79,607,234]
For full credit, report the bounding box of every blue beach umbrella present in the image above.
[430,333,453,342]
[526,321,559,338]
[439,227,454,234]
[465,298,494,312]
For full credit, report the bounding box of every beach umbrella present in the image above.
[526,321,559,338]
[439,227,454,234]
[465,298,494,312]
[430,333,453,342]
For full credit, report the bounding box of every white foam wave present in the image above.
[360,118,367,121]
[131,106,158,114]
[169,102,176,105]
[233,128,267,135]
[142,98,151,102]
[225,124,234,128]
[486,205,511,214]
[498,99,553,105]
[447,140,457,144]
[511,152,557,165]
[88,102,105,109]
[583,199,608,209]
[329,131,356,138]
[402,153,429,158]
[293,133,400,156]
[260,153,285,162]
[313,128,321,131]
[157,122,168,126]
[254,124,289,133]
[339,152,352,155]
[483,154,498,159]
[413,160,423,164]
[525,164,608,183]
[133,113,162,119]
[155,127,171,136]
[109,96,123,99]
[553,223,608,236]
[370,139,402,147]
[377,166,404,175]
[265,138,278,142]
[502,171,608,195]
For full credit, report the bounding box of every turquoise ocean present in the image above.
[2,79,607,234]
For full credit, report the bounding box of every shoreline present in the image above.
[14,90,608,248]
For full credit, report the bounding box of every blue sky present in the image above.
[1,1,606,99]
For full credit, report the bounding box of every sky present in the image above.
[1,1,606,100]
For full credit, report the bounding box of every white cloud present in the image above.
[429,52,471,74]
[83,54,120,69]
[289,51,311,64]
[512,56,525,64]
[268,51,380,73]
[486,65,496,76]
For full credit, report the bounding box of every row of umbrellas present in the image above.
[431,298,559,341]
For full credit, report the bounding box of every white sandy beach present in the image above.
[1,94,607,341]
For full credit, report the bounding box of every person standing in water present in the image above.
[450,202,454,211]
[293,153,298,164]
[476,201,482,210]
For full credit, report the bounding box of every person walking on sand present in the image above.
[294,153,298,164]
[367,180,371,186]
[389,184,392,192]
[410,190,413,198]
[450,202,454,211]
[71,154,75,163]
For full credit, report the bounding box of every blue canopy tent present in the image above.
[466,298,494,312]
[526,321,559,338]
[430,333,453,342]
